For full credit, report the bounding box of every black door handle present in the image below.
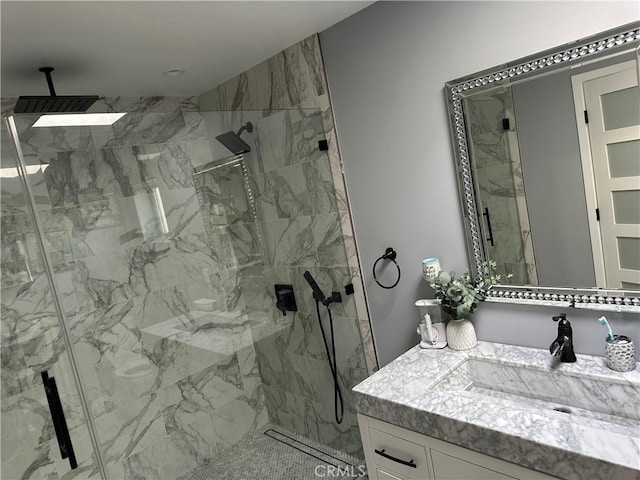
[41,371,78,469]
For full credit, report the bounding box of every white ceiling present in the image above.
[1,1,373,98]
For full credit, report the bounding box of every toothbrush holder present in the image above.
[605,335,636,372]
[422,258,441,282]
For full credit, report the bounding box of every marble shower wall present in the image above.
[1,97,274,479]
[199,34,376,458]
[465,86,538,285]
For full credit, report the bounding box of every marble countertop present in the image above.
[352,341,640,480]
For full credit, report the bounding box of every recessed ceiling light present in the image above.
[162,68,185,77]
[32,113,127,127]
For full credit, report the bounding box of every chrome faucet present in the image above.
[549,313,576,362]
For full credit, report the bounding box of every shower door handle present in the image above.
[482,207,495,247]
[41,371,78,469]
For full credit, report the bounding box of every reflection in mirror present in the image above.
[446,22,640,311]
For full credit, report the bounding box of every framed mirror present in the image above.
[445,22,640,313]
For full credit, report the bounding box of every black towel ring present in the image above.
[373,247,401,289]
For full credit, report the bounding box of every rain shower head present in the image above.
[14,67,99,114]
[215,122,253,155]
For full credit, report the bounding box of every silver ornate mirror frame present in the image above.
[445,22,640,313]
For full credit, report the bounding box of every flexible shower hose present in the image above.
[315,300,344,425]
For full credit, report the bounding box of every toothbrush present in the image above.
[599,316,615,342]
[424,313,435,344]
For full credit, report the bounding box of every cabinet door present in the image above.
[431,449,517,480]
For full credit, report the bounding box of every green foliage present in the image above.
[430,261,510,320]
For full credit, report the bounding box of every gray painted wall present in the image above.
[320,1,640,366]
[512,71,596,287]
[512,52,636,288]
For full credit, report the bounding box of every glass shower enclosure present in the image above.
[1,98,369,479]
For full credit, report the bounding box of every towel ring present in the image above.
[373,247,401,289]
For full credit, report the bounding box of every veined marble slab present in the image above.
[140,310,288,355]
[353,341,640,480]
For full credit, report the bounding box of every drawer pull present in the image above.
[374,448,417,468]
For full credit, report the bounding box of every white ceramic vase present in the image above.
[446,318,477,350]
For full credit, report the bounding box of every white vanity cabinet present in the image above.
[358,414,560,480]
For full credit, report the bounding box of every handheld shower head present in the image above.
[215,122,253,155]
[303,271,327,304]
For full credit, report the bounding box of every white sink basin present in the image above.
[435,356,639,431]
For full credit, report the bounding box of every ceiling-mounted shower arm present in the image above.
[39,67,57,96]
[15,66,98,114]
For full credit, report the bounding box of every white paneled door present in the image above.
[574,61,640,289]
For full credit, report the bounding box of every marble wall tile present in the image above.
[248,171,278,223]
[179,97,200,113]
[1,166,53,212]
[12,116,96,156]
[237,265,295,314]
[265,155,337,219]
[121,426,205,480]
[265,165,313,218]
[0,229,43,288]
[261,217,317,267]
[262,385,311,435]
[206,394,269,451]
[183,112,208,143]
[91,96,182,115]
[97,111,187,149]
[290,108,326,164]
[226,222,263,268]
[1,341,32,398]
[1,210,35,235]
[255,110,296,172]
[186,139,215,170]
[312,212,349,267]
[279,311,327,362]
[212,160,259,225]
[89,351,245,439]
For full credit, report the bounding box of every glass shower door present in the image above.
[7,104,274,479]
[1,121,104,479]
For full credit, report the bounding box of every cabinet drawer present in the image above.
[368,426,430,479]
[376,468,405,480]
[431,449,516,480]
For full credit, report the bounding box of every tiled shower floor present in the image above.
[179,424,366,480]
